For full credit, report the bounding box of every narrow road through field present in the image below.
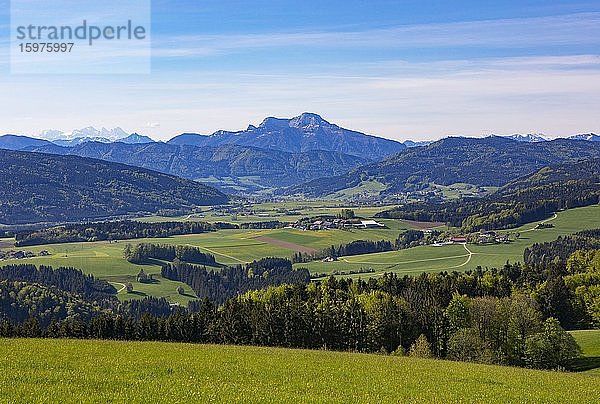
[448,243,473,269]
[109,282,126,293]
[339,243,475,272]
[521,213,558,233]
[342,253,470,266]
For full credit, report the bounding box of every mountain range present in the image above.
[19,141,370,192]
[286,136,600,197]
[167,113,406,160]
[0,149,227,225]
[2,114,599,198]
[1,114,406,193]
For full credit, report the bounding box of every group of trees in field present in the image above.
[0,264,116,300]
[14,220,237,247]
[162,258,311,304]
[239,221,285,229]
[123,243,216,266]
[293,230,435,263]
[13,219,293,247]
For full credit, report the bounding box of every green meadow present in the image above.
[300,204,600,276]
[570,329,600,376]
[137,201,402,224]
[1,204,599,303]
[0,338,598,403]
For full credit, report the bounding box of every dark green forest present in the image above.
[14,220,286,247]
[377,159,600,232]
[0,149,228,224]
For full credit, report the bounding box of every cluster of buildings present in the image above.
[0,250,49,260]
[440,231,511,245]
[477,231,510,244]
[289,218,386,231]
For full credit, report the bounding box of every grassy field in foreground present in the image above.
[0,339,598,403]
[299,204,600,276]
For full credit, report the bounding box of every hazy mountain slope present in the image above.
[118,133,155,144]
[26,141,371,191]
[167,113,406,160]
[0,135,53,150]
[569,133,600,142]
[497,158,600,197]
[287,136,600,197]
[0,149,228,224]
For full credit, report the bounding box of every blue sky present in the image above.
[0,0,599,140]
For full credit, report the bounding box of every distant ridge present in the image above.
[286,136,600,197]
[0,149,228,224]
[117,133,155,144]
[23,141,371,193]
[503,133,547,142]
[569,133,599,142]
[167,112,406,160]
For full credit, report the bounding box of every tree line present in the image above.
[162,258,311,304]
[14,219,296,247]
[0,271,582,371]
[524,229,600,266]
[14,220,233,246]
[1,245,598,371]
[293,230,435,263]
[124,243,216,266]
[0,264,116,300]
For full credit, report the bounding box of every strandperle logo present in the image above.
[15,20,147,46]
[10,0,151,74]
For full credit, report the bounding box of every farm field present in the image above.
[0,338,598,403]
[137,201,404,225]
[297,204,600,276]
[0,215,416,302]
[2,204,599,302]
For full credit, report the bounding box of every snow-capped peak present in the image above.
[504,133,548,142]
[569,133,600,142]
[37,129,67,141]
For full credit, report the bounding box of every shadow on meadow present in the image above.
[570,356,600,372]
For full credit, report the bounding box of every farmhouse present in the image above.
[450,236,467,244]
[478,231,496,244]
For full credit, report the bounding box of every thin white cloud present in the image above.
[1,53,598,141]
[151,12,600,57]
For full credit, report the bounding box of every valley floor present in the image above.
[299,204,600,276]
[0,338,598,403]
[1,204,599,304]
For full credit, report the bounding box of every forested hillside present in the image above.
[0,149,228,224]
[289,137,600,196]
[24,142,371,192]
[377,158,600,231]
